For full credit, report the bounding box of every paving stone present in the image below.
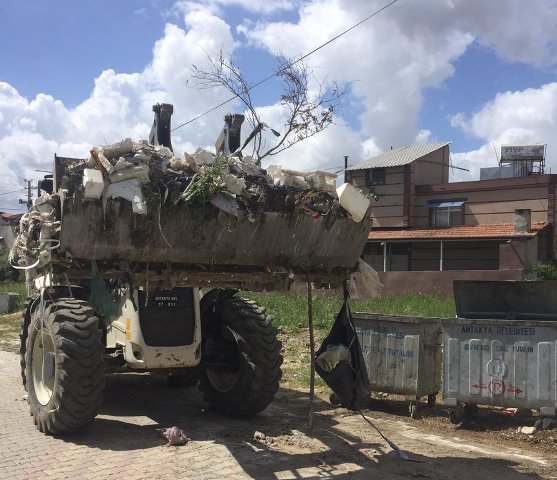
[0,350,273,480]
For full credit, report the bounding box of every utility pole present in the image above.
[19,179,32,210]
[344,155,349,183]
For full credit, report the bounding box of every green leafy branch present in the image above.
[181,155,236,206]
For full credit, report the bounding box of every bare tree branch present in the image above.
[191,51,345,164]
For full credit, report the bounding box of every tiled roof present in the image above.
[1,212,22,223]
[368,222,547,241]
[348,142,450,170]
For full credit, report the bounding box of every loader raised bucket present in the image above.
[59,192,372,289]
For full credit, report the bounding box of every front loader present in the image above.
[12,104,372,434]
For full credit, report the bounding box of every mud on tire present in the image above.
[199,296,282,416]
[19,298,32,390]
[24,298,105,434]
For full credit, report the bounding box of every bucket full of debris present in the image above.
[10,116,373,291]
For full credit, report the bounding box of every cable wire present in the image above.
[171,0,401,132]
[0,189,25,196]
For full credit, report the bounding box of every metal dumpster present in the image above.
[443,280,557,423]
[453,280,557,320]
[353,313,442,417]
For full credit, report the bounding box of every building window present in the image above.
[362,241,409,272]
[366,168,385,186]
[425,200,464,227]
[431,206,463,227]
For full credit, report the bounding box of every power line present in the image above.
[0,189,25,196]
[171,0,401,132]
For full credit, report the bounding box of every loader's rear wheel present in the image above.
[199,296,282,416]
[167,368,198,388]
[24,299,105,434]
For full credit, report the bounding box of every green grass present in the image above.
[0,312,21,345]
[243,290,455,332]
[352,292,456,318]
[0,282,27,312]
[0,281,27,311]
[0,283,455,390]
[243,291,343,332]
[243,289,455,390]
[0,282,25,347]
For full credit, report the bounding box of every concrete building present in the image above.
[0,212,18,249]
[346,143,553,295]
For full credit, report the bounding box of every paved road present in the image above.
[1,349,373,480]
[0,350,554,479]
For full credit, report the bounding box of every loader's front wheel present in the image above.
[25,299,105,434]
[19,298,32,390]
[199,296,282,416]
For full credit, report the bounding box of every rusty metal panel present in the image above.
[353,314,442,398]
[442,318,557,411]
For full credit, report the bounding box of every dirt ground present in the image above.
[0,317,556,479]
[279,329,557,461]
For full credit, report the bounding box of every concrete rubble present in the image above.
[8,136,373,281]
[69,137,370,224]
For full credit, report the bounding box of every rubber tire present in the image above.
[449,408,462,424]
[330,392,341,406]
[199,296,282,417]
[463,403,478,419]
[409,402,419,419]
[25,298,105,434]
[19,297,32,390]
[167,369,199,388]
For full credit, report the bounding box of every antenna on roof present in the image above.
[449,164,470,172]
[493,145,500,165]
[448,154,470,173]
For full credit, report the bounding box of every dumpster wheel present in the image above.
[449,402,477,424]
[449,404,464,424]
[329,392,341,406]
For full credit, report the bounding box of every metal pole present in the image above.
[440,240,444,271]
[22,179,32,209]
[307,279,315,434]
[383,242,387,272]
[344,155,348,183]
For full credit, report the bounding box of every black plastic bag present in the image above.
[315,300,370,410]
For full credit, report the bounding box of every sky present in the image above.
[1,0,557,212]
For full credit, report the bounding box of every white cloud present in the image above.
[2,0,557,213]
[237,0,557,160]
[450,82,557,180]
[236,0,472,149]
[134,7,148,17]
[176,0,296,16]
[0,5,238,210]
